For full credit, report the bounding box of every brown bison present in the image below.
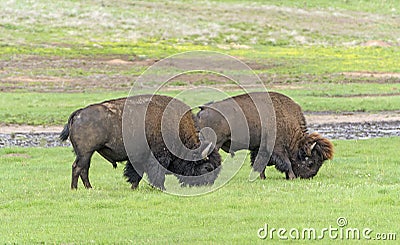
[60,94,221,190]
[196,91,333,180]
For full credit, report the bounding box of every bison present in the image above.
[196,91,333,180]
[60,94,221,190]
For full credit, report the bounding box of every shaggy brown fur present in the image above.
[60,95,221,190]
[196,92,334,179]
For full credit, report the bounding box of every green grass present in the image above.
[293,95,400,112]
[277,82,400,97]
[1,88,399,125]
[2,45,400,75]
[219,0,400,15]
[1,137,399,243]
[0,92,127,125]
[248,46,400,74]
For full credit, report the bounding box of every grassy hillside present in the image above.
[1,0,399,47]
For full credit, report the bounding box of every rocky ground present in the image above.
[1,112,399,148]
[306,111,400,139]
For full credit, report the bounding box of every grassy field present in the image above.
[0,137,399,243]
[1,0,400,244]
[1,89,400,125]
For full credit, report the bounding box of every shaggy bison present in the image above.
[196,91,333,180]
[60,94,221,190]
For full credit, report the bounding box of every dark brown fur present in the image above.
[196,92,333,179]
[60,95,221,190]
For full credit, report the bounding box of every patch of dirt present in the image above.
[0,124,63,134]
[305,111,400,124]
[323,92,400,98]
[1,75,134,92]
[105,58,157,67]
[2,153,31,158]
[217,43,252,50]
[361,40,393,47]
[106,59,134,65]
[0,55,157,92]
[342,71,400,79]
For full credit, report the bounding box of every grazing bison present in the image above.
[196,91,333,180]
[60,94,221,190]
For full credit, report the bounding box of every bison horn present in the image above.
[310,142,317,151]
[201,142,213,159]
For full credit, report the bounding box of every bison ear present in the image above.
[308,132,334,160]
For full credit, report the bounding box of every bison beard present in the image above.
[290,132,334,179]
[60,95,222,190]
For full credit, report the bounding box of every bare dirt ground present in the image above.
[3,55,400,92]
[342,71,400,79]
[0,56,157,92]
[305,110,400,124]
[0,125,64,134]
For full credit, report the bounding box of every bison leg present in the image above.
[71,153,93,189]
[259,167,266,180]
[124,161,143,190]
[285,166,296,180]
[250,150,268,180]
[71,159,80,189]
[281,155,296,180]
[146,157,166,190]
[271,152,296,180]
[79,167,92,189]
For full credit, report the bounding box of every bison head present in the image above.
[291,132,334,179]
[175,142,222,187]
[196,105,231,149]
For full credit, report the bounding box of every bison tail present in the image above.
[59,124,69,141]
[59,109,80,141]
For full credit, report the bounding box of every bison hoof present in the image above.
[286,172,296,180]
[131,183,139,190]
[151,185,166,191]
